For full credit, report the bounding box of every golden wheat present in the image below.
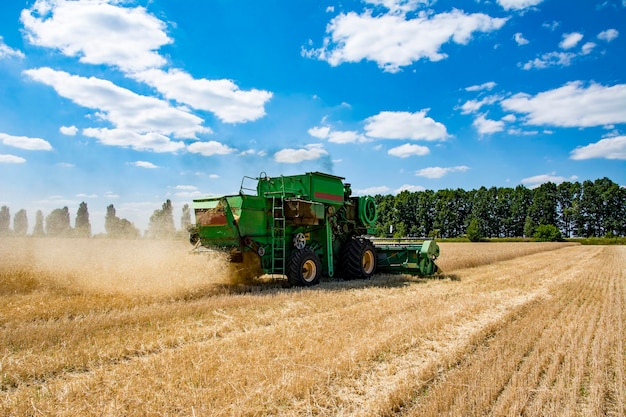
[0,238,623,416]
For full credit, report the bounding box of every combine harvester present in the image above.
[189,172,440,286]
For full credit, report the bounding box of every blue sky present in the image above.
[1,0,625,234]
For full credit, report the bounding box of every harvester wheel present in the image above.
[286,248,321,287]
[340,238,377,280]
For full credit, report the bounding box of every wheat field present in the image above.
[1,238,624,416]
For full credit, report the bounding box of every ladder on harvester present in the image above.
[270,178,286,276]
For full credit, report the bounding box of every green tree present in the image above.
[74,202,91,238]
[0,206,10,235]
[105,204,139,238]
[394,190,416,236]
[434,189,469,238]
[533,224,563,242]
[117,218,140,238]
[45,207,71,237]
[528,182,558,228]
[415,190,435,237]
[471,187,495,238]
[33,210,45,236]
[181,203,192,232]
[374,194,396,236]
[13,209,28,236]
[105,204,118,236]
[557,181,581,238]
[523,215,535,238]
[510,185,532,237]
[596,177,624,237]
[495,187,514,237]
[148,199,176,239]
[466,217,483,242]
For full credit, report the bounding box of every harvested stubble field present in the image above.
[1,238,624,417]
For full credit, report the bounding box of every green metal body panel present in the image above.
[257,172,346,205]
[190,172,439,280]
[372,238,440,276]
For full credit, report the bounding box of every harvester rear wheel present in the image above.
[340,238,377,280]
[286,248,321,287]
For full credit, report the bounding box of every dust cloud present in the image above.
[0,237,241,297]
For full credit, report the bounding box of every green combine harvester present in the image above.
[189,172,440,286]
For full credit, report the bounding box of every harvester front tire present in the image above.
[286,248,321,287]
[340,238,377,280]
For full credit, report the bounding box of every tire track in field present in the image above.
[399,246,625,417]
[407,248,597,417]
[312,246,594,416]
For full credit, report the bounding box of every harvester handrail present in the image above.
[239,175,258,195]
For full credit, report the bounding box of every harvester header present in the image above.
[189,172,439,286]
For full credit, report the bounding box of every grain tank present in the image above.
[189,172,439,286]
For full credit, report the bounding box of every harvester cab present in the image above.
[188,172,439,286]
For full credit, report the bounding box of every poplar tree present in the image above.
[0,206,10,235]
[75,202,91,238]
[13,209,28,236]
[33,210,45,236]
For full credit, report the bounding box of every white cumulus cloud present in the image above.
[365,110,448,140]
[497,0,544,11]
[307,126,331,139]
[415,166,469,179]
[187,141,236,157]
[364,0,431,15]
[521,173,578,188]
[521,51,577,70]
[388,143,430,158]
[570,135,626,160]
[328,130,367,144]
[20,0,273,130]
[274,144,328,163]
[395,184,426,193]
[465,81,497,92]
[131,69,272,124]
[83,128,185,153]
[559,32,584,49]
[306,8,507,72]
[21,0,171,72]
[0,36,25,59]
[0,154,27,164]
[473,114,505,135]
[513,32,529,45]
[598,28,619,42]
[581,42,596,55]
[132,161,158,169]
[501,81,626,127]
[60,125,78,136]
[0,133,53,151]
[460,95,501,114]
[25,68,208,143]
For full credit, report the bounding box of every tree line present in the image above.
[0,200,192,239]
[373,177,625,240]
[1,177,623,241]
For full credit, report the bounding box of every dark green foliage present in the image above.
[533,224,563,242]
[466,218,483,242]
[371,177,624,239]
